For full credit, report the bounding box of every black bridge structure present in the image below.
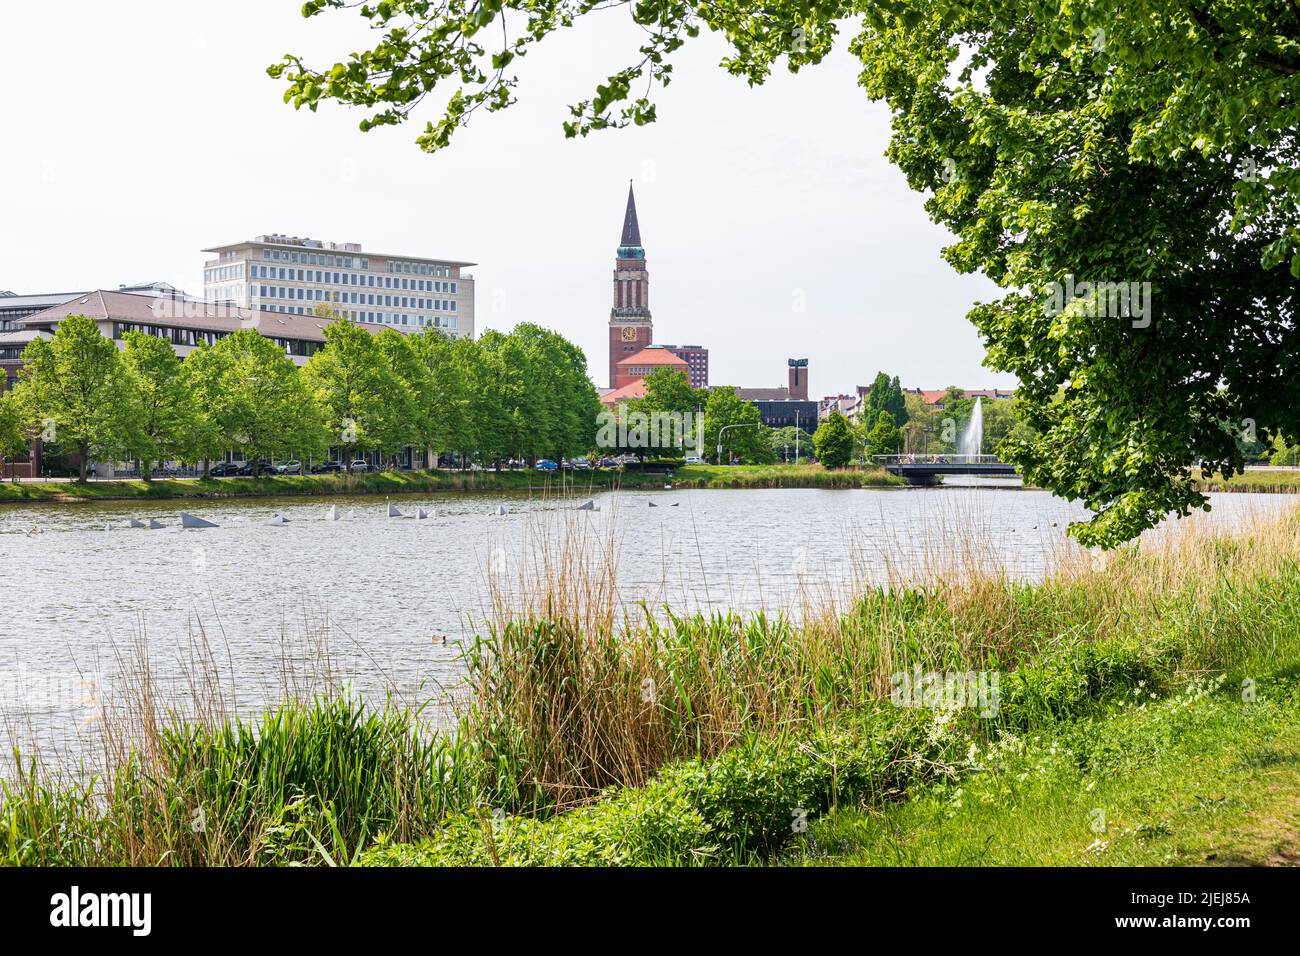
[875,454,1018,485]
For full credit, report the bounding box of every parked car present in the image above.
[313,460,345,474]
[209,462,242,477]
[239,460,274,476]
[534,459,559,472]
[571,458,592,470]
[597,457,619,469]
[275,460,303,475]
[685,456,705,465]
[350,459,371,473]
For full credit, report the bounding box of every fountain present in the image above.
[958,397,984,459]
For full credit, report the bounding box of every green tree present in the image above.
[13,315,136,480]
[212,329,327,474]
[865,411,902,457]
[410,328,470,466]
[180,344,235,476]
[862,372,908,429]
[622,368,706,457]
[769,425,815,462]
[301,317,404,472]
[0,391,30,479]
[814,411,855,469]
[374,328,428,466]
[121,331,196,480]
[271,2,1300,544]
[703,387,769,464]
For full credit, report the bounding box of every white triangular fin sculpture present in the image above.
[497,505,508,515]
[388,502,403,518]
[128,518,146,528]
[417,508,429,519]
[266,515,287,526]
[180,512,218,529]
[147,519,164,529]
[648,501,657,508]
[326,505,338,521]
[577,500,595,511]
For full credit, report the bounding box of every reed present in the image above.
[461,500,1300,809]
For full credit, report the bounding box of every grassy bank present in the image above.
[790,676,1300,866]
[0,463,899,503]
[4,505,1300,866]
[1194,467,1300,494]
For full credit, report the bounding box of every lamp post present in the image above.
[717,422,759,466]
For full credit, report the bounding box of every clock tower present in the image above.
[609,181,652,388]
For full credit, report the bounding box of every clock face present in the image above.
[621,326,638,342]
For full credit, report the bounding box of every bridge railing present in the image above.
[873,454,1006,466]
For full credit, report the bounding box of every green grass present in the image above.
[1194,467,1300,493]
[671,462,900,489]
[788,675,1300,867]
[0,463,899,503]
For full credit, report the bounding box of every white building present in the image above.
[201,234,476,338]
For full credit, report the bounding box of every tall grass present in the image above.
[461,501,1300,809]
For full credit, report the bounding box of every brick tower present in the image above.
[609,181,653,387]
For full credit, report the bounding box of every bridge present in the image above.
[874,454,1018,485]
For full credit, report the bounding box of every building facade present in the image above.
[608,185,653,387]
[202,234,476,338]
[661,344,709,389]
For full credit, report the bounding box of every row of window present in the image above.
[244,266,457,294]
[387,259,454,277]
[261,304,458,330]
[206,264,246,283]
[255,286,458,312]
[259,247,457,279]
[263,248,367,270]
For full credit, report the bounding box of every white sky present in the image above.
[0,0,1016,395]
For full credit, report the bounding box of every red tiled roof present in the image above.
[616,346,688,368]
[599,379,649,406]
[18,290,390,342]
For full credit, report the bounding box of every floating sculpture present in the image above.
[388,502,403,518]
[180,512,219,529]
[128,518,146,529]
[326,505,339,521]
[147,519,164,529]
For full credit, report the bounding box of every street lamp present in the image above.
[717,422,759,465]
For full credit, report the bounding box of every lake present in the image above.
[0,485,1289,765]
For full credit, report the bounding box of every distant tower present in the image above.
[788,358,809,400]
[609,182,653,388]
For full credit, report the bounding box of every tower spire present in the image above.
[620,180,642,249]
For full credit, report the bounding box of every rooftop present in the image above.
[18,290,390,343]
[616,346,689,368]
[202,234,476,268]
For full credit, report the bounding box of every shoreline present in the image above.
[0,464,904,505]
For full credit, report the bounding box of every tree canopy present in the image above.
[12,314,602,476]
[862,372,908,429]
[12,315,137,480]
[270,2,1300,545]
[814,411,856,469]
